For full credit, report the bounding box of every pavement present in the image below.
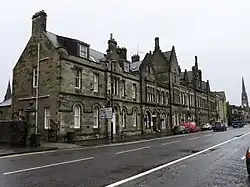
[0,126,250,187]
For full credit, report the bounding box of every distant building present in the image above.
[214,91,227,123]
[2,10,227,142]
[228,77,250,123]
[0,80,12,120]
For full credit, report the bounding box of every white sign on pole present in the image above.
[101,107,113,119]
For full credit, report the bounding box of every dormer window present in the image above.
[79,44,88,58]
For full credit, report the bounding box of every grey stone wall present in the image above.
[0,106,12,120]
[12,32,59,140]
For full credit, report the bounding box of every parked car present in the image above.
[182,122,200,133]
[172,125,189,135]
[246,147,250,175]
[212,122,227,132]
[232,122,244,128]
[201,123,212,131]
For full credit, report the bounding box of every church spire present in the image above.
[4,80,11,101]
[242,76,246,93]
[241,76,249,109]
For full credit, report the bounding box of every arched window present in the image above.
[133,109,138,127]
[73,104,81,129]
[122,109,126,128]
[93,106,99,128]
[161,113,166,129]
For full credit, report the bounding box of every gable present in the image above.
[139,54,156,81]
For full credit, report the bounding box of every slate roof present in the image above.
[180,71,193,82]
[130,60,142,72]
[163,51,171,60]
[44,31,106,63]
[0,98,11,107]
[215,91,226,99]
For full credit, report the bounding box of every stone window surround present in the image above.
[75,68,82,89]
[133,109,138,127]
[73,104,81,129]
[33,67,38,88]
[132,83,137,100]
[44,107,50,129]
[122,109,126,128]
[93,73,99,93]
[93,106,99,128]
[121,80,125,98]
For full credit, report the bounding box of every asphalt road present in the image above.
[0,126,250,187]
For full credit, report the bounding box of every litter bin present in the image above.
[67,132,75,143]
[30,133,41,147]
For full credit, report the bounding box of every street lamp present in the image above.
[108,60,116,142]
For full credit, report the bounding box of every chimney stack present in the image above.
[131,54,140,62]
[117,47,127,60]
[195,56,198,68]
[155,37,160,50]
[32,10,47,35]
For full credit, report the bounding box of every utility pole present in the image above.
[168,60,173,129]
[110,60,115,142]
[35,42,40,135]
[34,43,49,145]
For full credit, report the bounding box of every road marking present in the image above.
[161,140,181,146]
[0,131,213,159]
[241,156,246,160]
[105,132,250,187]
[204,134,211,137]
[116,146,151,155]
[188,136,200,140]
[3,157,94,175]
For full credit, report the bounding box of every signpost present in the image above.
[101,107,113,119]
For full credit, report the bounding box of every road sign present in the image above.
[101,107,113,119]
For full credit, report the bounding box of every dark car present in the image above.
[172,125,189,135]
[212,122,227,132]
[232,122,244,128]
[246,148,250,175]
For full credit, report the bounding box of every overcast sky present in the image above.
[0,0,249,105]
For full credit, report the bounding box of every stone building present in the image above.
[0,81,12,120]
[214,91,227,123]
[10,10,221,142]
[228,77,250,122]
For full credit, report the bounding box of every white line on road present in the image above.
[161,140,181,146]
[204,134,211,137]
[116,146,151,155]
[105,132,250,187]
[241,156,246,160]
[3,157,94,175]
[188,137,200,140]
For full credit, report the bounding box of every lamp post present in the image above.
[168,62,173,130]
[109,60,116,142]
[35,42,40,135]
[34,42,49,146]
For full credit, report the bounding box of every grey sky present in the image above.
[0,0,249,105]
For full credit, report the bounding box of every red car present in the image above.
[181,122,200,133]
